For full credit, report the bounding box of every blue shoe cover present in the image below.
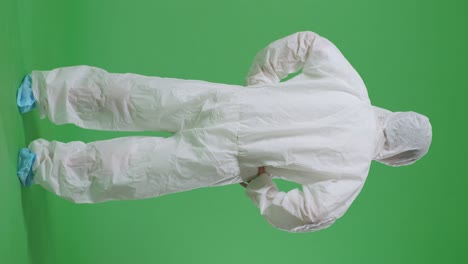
[17,74,36,114]
[17,148,36,187]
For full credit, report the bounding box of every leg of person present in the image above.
[25,129,242,203]
[27,65,239,133]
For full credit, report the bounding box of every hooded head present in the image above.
[373,109,432,167]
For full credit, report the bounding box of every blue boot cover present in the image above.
[17,74,36,114]
[17,148,36,187]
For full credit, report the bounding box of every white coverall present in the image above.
[27,31,404,233]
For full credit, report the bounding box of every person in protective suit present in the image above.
[16,31,432,233]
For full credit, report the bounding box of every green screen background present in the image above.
[1,0,466,263]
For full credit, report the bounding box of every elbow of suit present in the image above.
[261,203,338,233]
[279,217,338,233]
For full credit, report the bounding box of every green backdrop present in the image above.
[1,0,466,263]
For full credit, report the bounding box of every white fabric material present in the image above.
[373,111,432,166]
[28,31,431,233]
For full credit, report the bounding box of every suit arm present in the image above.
[245,171,364,233]
[245,31,369,102]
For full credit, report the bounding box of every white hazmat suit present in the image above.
[25,31,432,233]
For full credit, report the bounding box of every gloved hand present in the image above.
[239,166,265,188]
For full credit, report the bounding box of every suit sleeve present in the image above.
[245,31,369,102]
[245,172,365,233]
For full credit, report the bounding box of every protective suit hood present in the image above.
[373,107,432,167]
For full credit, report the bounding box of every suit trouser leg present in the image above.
[29,127,242,203]
[31,65,239,133]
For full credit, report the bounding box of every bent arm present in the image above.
[245,171,365,233]
[245,31,369,102]
[245,31,315,86]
